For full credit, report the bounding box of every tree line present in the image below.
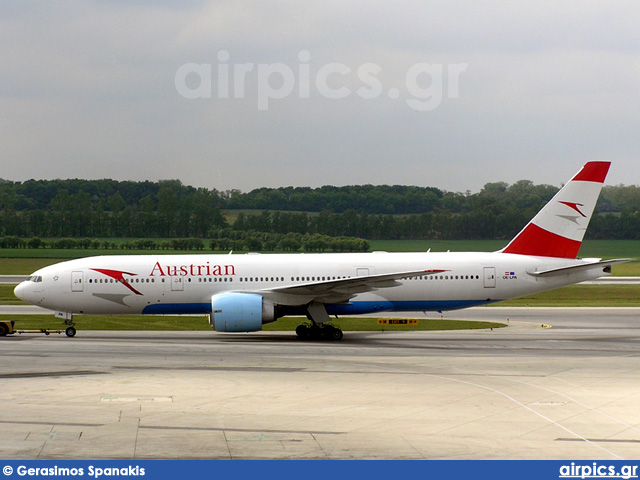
[1,178,639,240]
[0,233,370,253]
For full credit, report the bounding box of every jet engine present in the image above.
[210,292,276,332]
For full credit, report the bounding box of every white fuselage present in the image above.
[14,251,607,317]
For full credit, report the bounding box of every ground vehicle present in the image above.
[0,320,76,337]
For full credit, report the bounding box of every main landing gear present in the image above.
[295,323,343,341]
[295,301,344,341]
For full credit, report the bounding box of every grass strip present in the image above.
[492,284,640,307]
[0,284,25,305]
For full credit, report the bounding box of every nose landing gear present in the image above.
[59,312,77,337]
[64,323,77,338]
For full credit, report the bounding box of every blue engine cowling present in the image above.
[210,292,276,332]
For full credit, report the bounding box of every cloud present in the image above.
[1,1,639,192]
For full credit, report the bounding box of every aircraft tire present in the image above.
[309,326,323,340]
[295,324,310,339]
[0,323,8,336]
[330,328,343,341]
[65,326,77,338]
[296,324,343,341]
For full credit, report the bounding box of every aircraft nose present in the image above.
[14,281,29,302]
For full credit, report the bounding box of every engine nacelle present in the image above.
[210,292,276,332]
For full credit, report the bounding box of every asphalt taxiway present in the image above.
[0,307,639,460]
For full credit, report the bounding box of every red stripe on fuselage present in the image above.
[502,223,581,258]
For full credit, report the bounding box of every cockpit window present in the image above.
[25,276,43,283]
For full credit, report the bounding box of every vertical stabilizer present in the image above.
[502,161,610,258]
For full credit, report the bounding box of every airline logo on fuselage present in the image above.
[90,268,143,296]
[149,261,236,277]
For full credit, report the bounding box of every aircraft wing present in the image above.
[259,269,447,304]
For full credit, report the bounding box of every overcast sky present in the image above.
[2,1,639,193]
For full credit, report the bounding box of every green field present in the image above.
[0,258,64,275]
[0,315,505,333]
[371,239,638,257]
[369,239,639,274]
[0,284,24,305]
[494,284,640,307]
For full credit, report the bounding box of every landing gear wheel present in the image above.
[330,328,343,341]
[295,324,310,339]
[65,326,76,338]
[320,324,343,341]
[296,323,343,341]
[0,323,8,337]
[312,326,325,340]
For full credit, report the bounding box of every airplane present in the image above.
[12,161,632,340]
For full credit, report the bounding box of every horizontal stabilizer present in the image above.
[528,258,634,277]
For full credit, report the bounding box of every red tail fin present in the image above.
[502,161,610,258]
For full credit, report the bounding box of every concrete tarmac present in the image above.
[0,308,639,460]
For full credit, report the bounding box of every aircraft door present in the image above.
[171,276,184,291]
[71,271,84,292]
[356,268,370,277]
[483,267,496,288]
